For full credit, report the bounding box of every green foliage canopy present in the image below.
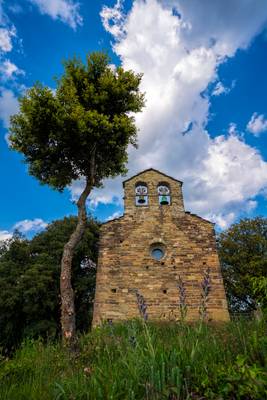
[0,217,99,353]
[218,217,267,313]
[9,52,144,190]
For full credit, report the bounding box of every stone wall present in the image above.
[92,169,229,326]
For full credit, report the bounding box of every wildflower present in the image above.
[199,268,211,321]
[135,290,148,321]
[177,275,187,321]
[201,268,211,297]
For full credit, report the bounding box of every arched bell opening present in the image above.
[157,182,171,205]
[135,182,148,206]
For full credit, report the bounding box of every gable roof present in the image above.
[122,168,183,187]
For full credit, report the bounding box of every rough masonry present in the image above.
[92,169,229,325]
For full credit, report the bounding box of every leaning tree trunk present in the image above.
[60,178,92,350]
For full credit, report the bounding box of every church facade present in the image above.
[92,169,229,325]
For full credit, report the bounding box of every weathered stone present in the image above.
[92,168,229,326]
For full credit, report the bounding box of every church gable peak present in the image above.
[123,168,183,187]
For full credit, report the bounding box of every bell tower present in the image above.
[123,168,185,216]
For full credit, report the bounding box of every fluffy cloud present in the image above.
[70,0,267,228]
[212,81,235,96]
[29,0,83,29]
[0,230,12,241]
[100,0,125,39]
[0,0,17,53]
[0,88,18,128]
[165,0,267,58]
[13,218,48,233]
[0,26,16,52]
[0,59,24,79]
[0,218,47,242]
[106,211,123,222]
[247,112,267,136]
[0,1,23,99]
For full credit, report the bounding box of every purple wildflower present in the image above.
[135,290,148,322]
[177,275,187,321]
[199,268,211,321]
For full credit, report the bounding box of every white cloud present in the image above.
[189,134,267,217]
[0,88,18,128]
[70,177,121,207]
[166,0,267,57]
[0,0,17,53]
[206,213,236,230]
[0,59,24,79]
[212,81,234,96]
[0,218,48,242]
[29,0,83,29]
[106,211,123,222]
[247,112,267,136]
[69,0,267,229]
[0,230,12,241]
[100,0,125,39]
[13,218,48,233]
[228,122,238,135]
[0,26,16,52]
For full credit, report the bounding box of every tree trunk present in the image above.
[60,178,92,350]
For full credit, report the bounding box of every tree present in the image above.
[0,217,99,353]
[9,52,145,348]
[218,217,267,313]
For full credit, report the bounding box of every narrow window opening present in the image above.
[135,182,148,206]
[111,288,117,293]
[158,183,171,205]
[163,289,167,294]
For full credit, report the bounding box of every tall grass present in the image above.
[0,318,267,399]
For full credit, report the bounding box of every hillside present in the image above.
[1,319,267,399]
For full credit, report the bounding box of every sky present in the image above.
[1,0,267,240]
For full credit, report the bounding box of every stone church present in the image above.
[92,168,229,326]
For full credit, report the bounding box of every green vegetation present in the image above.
[0,319,266,399]
[0,217,99,353]
[218,217,267,313]
[1,194,267,398]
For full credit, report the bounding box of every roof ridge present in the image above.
[122,168,183,186]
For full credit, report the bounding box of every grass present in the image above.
[0,318,267,399]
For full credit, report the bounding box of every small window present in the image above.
[135,182,148,206]
[150,243,166,261]
[111,288,117,293]
[158,183,171,205]
[151,248,164,260]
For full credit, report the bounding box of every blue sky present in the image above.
[1,0,267,239]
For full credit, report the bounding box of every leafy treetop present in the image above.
[9,52,144,190]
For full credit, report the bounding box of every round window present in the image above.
[151,248,164,260]
[150,242,166,261]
